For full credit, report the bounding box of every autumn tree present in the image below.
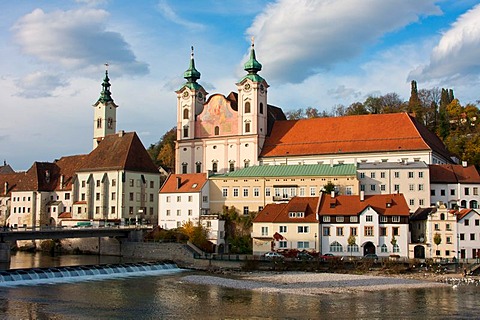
[147,127,176,168]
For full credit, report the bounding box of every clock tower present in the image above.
[93,67,118,149]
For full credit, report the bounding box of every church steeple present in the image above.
[244,37,262,74]
[98,65,114,103]
[183,46,201,88]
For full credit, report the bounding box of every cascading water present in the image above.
[0,261,181,286]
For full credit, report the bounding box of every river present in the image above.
[0,252,478,319]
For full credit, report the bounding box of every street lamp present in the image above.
[314,233,317,252]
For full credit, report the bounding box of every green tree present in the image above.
[322,182,336,194]
[345,102,368,115]
[433,233,442,258]
[347,234,356,257]
[147,127,176,168]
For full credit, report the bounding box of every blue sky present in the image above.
[2,0,480,171]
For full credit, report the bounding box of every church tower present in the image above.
[236,38,268,154]
[176,47,207,142]
[93,67,118,149]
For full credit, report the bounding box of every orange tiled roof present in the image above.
[254,197,319,223]
[78,131,159,173]
[159,173,208,193]
[58,212,72,218]
[260,113,451,161]
[430,164,480,183]
[318,193,410,216]
[456,208,478,221]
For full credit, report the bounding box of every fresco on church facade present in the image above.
[196,94,238,137]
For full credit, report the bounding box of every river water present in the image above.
[0,252,478,319]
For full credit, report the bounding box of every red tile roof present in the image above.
[160,173,208,193]
[318,193,410,216]
[254,197,319,223]
[260,113,451,161]
[456,208,479,221]
[78,131,158,173]
[429,164,480,183]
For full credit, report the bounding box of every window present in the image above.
[254,187,259,197]
[258,206,263,212]
[111,179,116,187]
[166,196,170,203]
[381,244,388,253]
[261,227,268,236]
[392,216,400,223]
[188,195,193,202]
[188,209,192,216]
[279,226,287,233]
[97,117,102,128]
[279,241,287,248]
[95,206,100,214]
[408,172,414,178]
[418,184,424,191]
[299,187,306,196]
[350,216,358,223]
[446,223,451,231]
[446,236,452,244]
[441,189,446,196]
[96,180,100,187]
[380,216,388,223]
[260,102,264,114]
[436,250,440,256]
[394,184,400,192]
[419,199,425,206]
[465,219,469,226]
[112,192,116,200]
[222,188,228,197]
[243,206,249,215]
[336,216,344,222]
[166,209,170,216]
[409,184,415,191]
[380,185,386,191]
[150,207,154,215]
[380,227,387,236]
[370,184,376,191]
[65,193,70,200]
[330,241,343,252]
[470,233,475,241]
[370,172,376,179]
[183,108,189,119]
[431,190,435,196]
[129,207,134,214]
[323,227,330,236]
[233,188,239,197]
[365,226,374,236]
[214,126,219,135]
[347,244,359,252]
[310,187,316,196]
[434,223,440,231]
[298,226,309,233]
[392,227,399,236]
[465,187,470,196]
[265,188,271,197]
[196,162,201,173]
[203,196,208,202]
[245,102,251,113]
[350,227,357,236]
[393,244,400,253]
[111,206,116,214]
[460,233,465,241]
[176,209,181,216]
[336,227,344,236]
[298,241,310,249]
[366,215,373,222]
[129,193,134,201]
[323,216,330,222]
[394,172,399,178]
[243,188,249,197]
[245,122,250,133]
[177,196,181,202]
[129,179,134,187]
[229,162,235,172]
[182,163,188,174]
[380,172,386,178]
[360,184,365,192]
[476,219,480,226]
[419,172,424,178]
[474,187,478,195]
[150,181,154,188]
[360,172,365,179]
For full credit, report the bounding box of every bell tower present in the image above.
[236,38,268,148]
[93,65,118,149]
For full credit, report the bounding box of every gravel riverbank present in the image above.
[181,271,450,296]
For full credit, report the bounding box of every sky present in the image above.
[2,0,480,171]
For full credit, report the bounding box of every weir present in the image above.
[0,261,182,286]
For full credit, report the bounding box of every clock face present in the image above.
[260,84,265,94]
[197,92,203,101]
[182,91,189,99]
[244,83,251,91]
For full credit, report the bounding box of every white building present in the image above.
[457,208,480,260]
[159,173,225,251]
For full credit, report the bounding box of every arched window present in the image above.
[196,162,202,173]
[329,241,343,252]
[214,126,220,136]
[183,125,189,138]
[229,161,235,172]
[97,118,102,129]
[381,244,388,253]
[212,162,218,173]
[183,108,189,120]
[461,200,467,208]
[347,244,359,252]
[470,200,478,209]
[182,163,188,174]
[245,122,250,133]
[440,213,445,220]
[259,102,264,114]
[244,160,250,168]
[393,244,400,253]
[245,102,251,113]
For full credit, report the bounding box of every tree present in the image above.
[433,233,442,258]
[347,234,356,257]
[147,127,176,168]
[285,108,304,120]
[322,182,336,194]
[345,102,368,115]
[390,235,397,254]
[305,107,320,118]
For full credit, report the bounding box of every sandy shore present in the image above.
[181,272,450,296]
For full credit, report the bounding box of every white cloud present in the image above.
[156,0,205,30]
[246,0,441,83]
[15,71,69,98]
[409,4,480,84]
[12,8,149,76]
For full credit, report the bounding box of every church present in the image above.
[175,42,452,176]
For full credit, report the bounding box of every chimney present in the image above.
[4,182,7,195]
[60,175,64,190]
[331,191,335,198]
[118,130,125,137]
[462,161,467,167]
[176,176,181,190]
[360,191,364,201]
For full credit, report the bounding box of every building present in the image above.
[159,173,225,251]
[456,208,480,260]
[318,192,410,258]
[209,163,357,215]
[0,161,15,174]
[409,205,457,260]
[357,161,430,212]
[252,196,320,254]
[429,163,480,209]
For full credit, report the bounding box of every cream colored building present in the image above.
[209,163,358,216]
